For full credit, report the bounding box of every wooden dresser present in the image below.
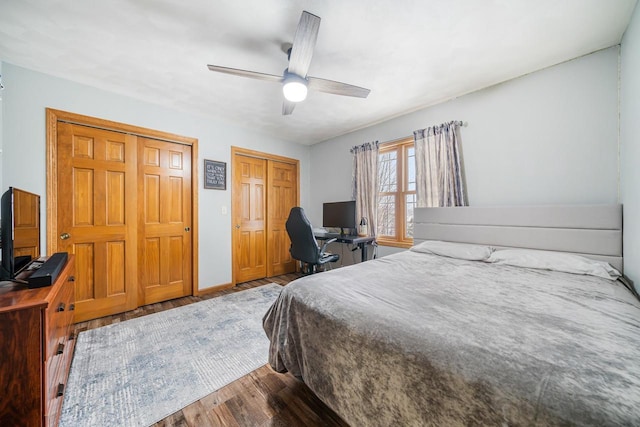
[0,256,75,427]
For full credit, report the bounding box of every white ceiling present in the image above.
[0,0,637,145]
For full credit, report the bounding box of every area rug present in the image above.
[59,283,282,427]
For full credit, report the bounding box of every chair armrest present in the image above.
[320,238,337,254]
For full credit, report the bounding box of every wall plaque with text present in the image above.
[204,159,226,190]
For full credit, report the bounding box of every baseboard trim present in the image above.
[195,282,234,296]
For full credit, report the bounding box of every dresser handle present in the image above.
[69,303,75,311]
[56,343,65,355]
[57,303,65,312]
[56,383,65,397]
[68,275,75,282]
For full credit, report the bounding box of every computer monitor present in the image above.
[323,200,356,235]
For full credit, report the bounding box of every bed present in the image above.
[263,205,640,426]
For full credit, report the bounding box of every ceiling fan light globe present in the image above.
[283,80,308,102]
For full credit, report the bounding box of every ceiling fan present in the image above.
[207,11,371,115]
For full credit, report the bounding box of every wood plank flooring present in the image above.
[73,273,349,427]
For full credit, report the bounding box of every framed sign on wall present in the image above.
[204,159,226,190]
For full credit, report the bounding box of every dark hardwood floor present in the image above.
[73,273,349,427]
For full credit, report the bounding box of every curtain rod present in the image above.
[381,120,467,146]
[440,120,466,127]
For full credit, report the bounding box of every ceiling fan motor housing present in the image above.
[282,70,308,102]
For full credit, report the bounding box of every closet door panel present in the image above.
[233,155,267,283]
[138,137,192,305]
[267,160,297,276]
[56,123,137,322]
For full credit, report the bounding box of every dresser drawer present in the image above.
[45,330,74,398]
[45,327,75,427]
[44,274,75,362]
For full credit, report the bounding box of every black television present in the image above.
[323,200,356,235]
[1,187,41,280]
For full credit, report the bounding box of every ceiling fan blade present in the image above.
[282,100,296,115]
[288,11,320,77]
[207,65,283,83]
[307,76,371,98]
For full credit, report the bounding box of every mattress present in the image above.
[263,250,640,426]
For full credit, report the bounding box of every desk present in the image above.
[314,232,376,263]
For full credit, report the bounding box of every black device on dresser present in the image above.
[26,252,69,288]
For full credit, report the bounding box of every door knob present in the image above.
[60,232,71,240]
[235,224,240,229]
[185,227,190,232]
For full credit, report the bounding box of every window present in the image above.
[377,137,415,247]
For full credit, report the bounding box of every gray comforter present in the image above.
[263,251,640,426]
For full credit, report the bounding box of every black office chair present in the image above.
[286,207,340,274]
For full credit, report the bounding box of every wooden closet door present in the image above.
[138,137,193,305]
[56,123,137,321]
[233,155,267,283]
[267,160,297,276]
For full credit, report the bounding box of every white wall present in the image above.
[1,62,311,290]
[621,3,640,291]
[311,47,620,258]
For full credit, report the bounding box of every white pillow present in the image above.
[410,240,493,261]
[487,249,621,280]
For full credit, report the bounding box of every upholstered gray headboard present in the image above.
[413,205,623,272]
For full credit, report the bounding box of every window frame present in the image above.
[377,137,415,248]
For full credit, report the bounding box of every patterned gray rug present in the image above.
[59,284,282,427]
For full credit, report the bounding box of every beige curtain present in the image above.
[351,141,379,237]
[414,121,467,207]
